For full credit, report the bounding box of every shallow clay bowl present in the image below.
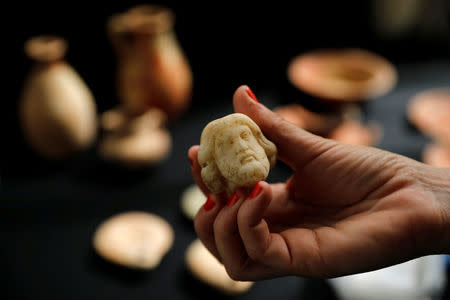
[287,49,397,102]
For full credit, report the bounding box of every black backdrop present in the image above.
[2,1,450,300]
[4,1,450,168]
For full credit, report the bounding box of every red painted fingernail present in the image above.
[203,194,215,211]
[227,191,239,207]
[246,87,259,103]
[249,182,262,199]
[189,157,193,167]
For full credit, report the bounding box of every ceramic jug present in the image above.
[108,5,193,120]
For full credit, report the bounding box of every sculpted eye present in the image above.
[240,131,250,140]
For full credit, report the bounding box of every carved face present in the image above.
[214,124,270,187]
[198,113,277,194]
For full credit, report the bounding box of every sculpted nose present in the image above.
[237,137,248,147]
[236,139,250,153]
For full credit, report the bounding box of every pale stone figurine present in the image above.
[198,113,277,195]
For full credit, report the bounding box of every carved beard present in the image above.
[223,154,270,193]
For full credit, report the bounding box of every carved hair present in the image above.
[198,113,277,194]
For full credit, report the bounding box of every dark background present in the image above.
[2,1,450,300]
[4,1,450,165]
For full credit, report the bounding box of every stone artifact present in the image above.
[198,113,277,195]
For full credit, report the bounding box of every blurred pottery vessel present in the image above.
[407,89,450,145]
[98,127,172,168]
[328,120,382,146]
[422,143,450,168]
[100,106,167,133]
[275,104,346,135]
[287,48,397,102]
[275,103,380,146]
[20,36,97,158]
[108,5,192,120]
[275,103,367,134]
[99,107,171,168]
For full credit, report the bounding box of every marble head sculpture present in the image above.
[198,113,277,195]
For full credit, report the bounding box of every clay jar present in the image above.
[108,5,192,120]
[20,36,97,158]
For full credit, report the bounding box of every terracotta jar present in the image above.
[107,5,193,120]
[20,36,98,158]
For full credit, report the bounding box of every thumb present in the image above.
[233,85,336,169]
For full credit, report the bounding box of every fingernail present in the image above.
[203,194,215,211]
[246,86,259,103]
[189,157,193,167]
[227,191,239,207]
[249,182,262,199]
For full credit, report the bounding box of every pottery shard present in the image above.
[92,211,174,269]
[180,185,206,220]
[185,239,253,294]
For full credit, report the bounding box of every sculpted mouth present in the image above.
[239,152,256,164]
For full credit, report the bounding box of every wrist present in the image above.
[435,168,450,252]
[419,166,450,253]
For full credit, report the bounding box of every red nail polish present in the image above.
[204,195,215,211]
[189,157,193,167]
[246,87,259,103]
[249,182,262,199]
[227,192,239,207]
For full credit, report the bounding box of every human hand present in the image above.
[188,85,450,280]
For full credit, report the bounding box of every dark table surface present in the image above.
[1,60,449,300]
